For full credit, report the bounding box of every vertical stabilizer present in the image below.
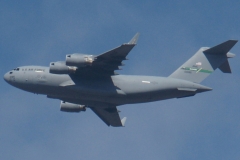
[169,40,237,83]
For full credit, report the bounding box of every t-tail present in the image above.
[169,40,238,83]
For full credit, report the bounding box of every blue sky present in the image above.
[1,1,240,159]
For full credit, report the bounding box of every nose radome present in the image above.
[3,72,9,82]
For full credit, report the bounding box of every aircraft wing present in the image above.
[90,33,139,74]
[90,106,127,127]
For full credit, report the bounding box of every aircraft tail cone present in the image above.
[197,85,212,92]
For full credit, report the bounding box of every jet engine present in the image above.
[49,61,76,74]
[66,53,94,67]
[60,101,86,112]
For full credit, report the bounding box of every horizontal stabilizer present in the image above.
[219,60,231,73]
[203,40,238,55]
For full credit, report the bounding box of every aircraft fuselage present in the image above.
[4,66,211,106]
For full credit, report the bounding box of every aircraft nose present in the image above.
[3,72,9,82]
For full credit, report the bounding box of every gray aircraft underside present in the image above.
[4,33,238,127]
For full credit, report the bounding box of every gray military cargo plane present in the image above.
[3,33,238,127]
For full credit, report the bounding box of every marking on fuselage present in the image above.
[142,81,150,84]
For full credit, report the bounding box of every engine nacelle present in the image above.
[66,53,94,67]
[49,61,76,74]
[60,101,86,112]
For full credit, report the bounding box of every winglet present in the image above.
[121,117,127,126]
[203,40,238,55]
[128,33,140,44]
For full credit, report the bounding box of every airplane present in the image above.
[3,33,238,127]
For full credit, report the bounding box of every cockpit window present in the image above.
[13,68,20,71]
